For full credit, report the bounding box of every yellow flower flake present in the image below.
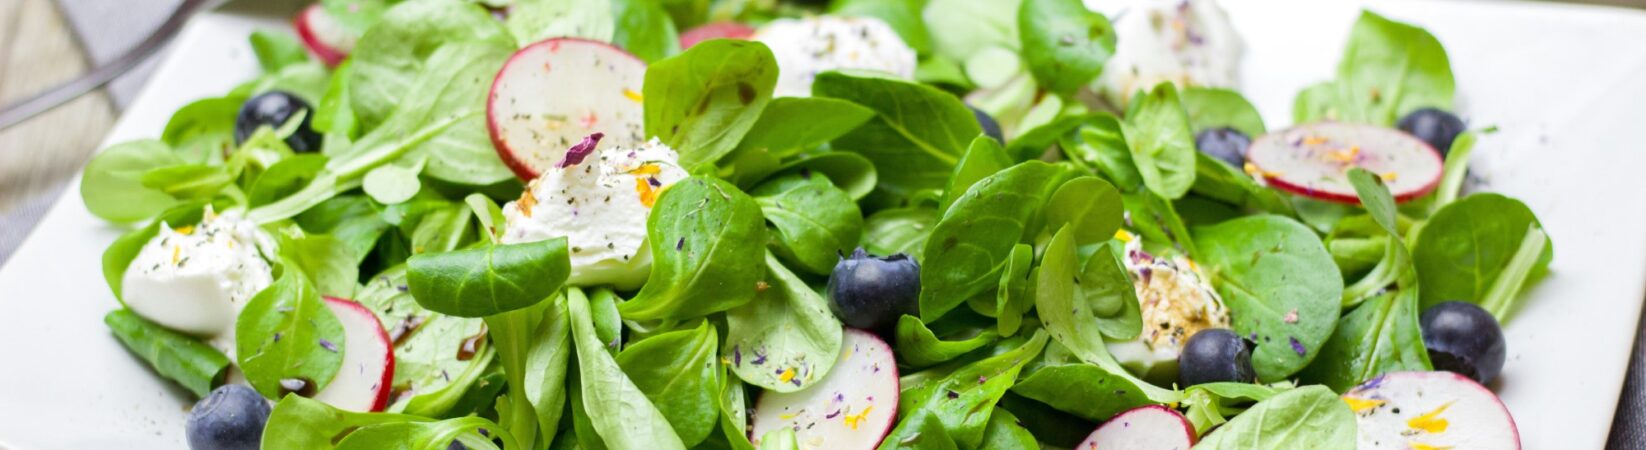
[1243,162,1282,178]
[623,88,644,104]
[629,163,662,176]
[778,368,797,384]
[1381,172,1400,182]
[171,245,182,265]
[1114,229,1135,242]
[1302,135,1328,146]
[174,225,195,235]
[843,405,874,430]
[1407,401,1454,434]
[779,412,798,420]
[1341,396,1385,413]
[1325,146,1360,164]
[1408,443,1453,450]
[635,177,659,208]
[517,189,538,218]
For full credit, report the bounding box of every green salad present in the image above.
[81,0,1550,449]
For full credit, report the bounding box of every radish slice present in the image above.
[487,38,648,181]
[292,4,356,67]
[750,329,898,450]
[1246,122,1443,204]
[680,22,756,49]
[1343,371,1520,449]
[1076,404,1197,449]
[313,297,395,412]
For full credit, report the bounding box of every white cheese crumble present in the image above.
[1106,235,1233,380]
[122,208,277,355]
[500,138,688,290]
[755,16,918,97]
[1090,0,1244,107]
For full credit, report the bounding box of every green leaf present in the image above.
[104,309,230,398]
[353,266,489,415]
[348,0,513,129]
[406,238,571,317]
[611,0,681,62]
[333,416,515,450]
[1479,225,1549,322]
[725,252,844,392]
[1017,0,1115,94]
[363,164,423,205]
[1044,176,1124,246]
[770,151,879,201]
[895,315,999,368]
[922,0,1020,63]
[940,135,1014,215]
[1298,289,1432,392]
[320,0,396,35]
[1064,116,1143,193]
[976,408,1038,450]
[1189,152,1296,217]
[994,243,1034,336]
[250,30,313,73]
[235,265,346,398]
[250,154,329,207]
[619,177,767,320]
[919,161,1068,320]
[1037,226,1142,348]
[1180,87,1267,136]
[1413,193,1553,319]
[862,206,937,259]
[80,140,184,223]
[643,39,779,167]
[616,321,721,446]
[814,71,982,201]
[569,288,688,449]
[881,332,1047,449]
[285,234,360,298]
[1123,83,1197,200]
[752,173,864,275]
[1011,349,1176,421]
[162,97,242,165]
[1190,386,1357,449]
[1334,11,1455,125]
[262,395,433,450]
[734,97,876,159]
[139,164,234,200]
[1192,215,1343,382]
[507,0,615,44]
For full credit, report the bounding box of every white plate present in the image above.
[1,0,1643,448]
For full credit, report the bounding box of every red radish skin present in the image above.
[292,5,354,67]
[1343,371,1520,449]
[1246,122,1444,204]
[680,22,756,49]
[487,38,647,181]
[1077,405,1197,450]
[313,297,395,412]
[750,329,899,450]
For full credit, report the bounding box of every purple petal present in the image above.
[555,132,605,168]
[1288,337,1307,356]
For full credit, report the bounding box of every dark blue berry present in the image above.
[235,91,321,152]
[826,248,920,331]
[1421,301,1506,384]
[1397,107,1465,156]
[1178,328,1256,386]
[185,385,270,450]
[1194,127,1250,167]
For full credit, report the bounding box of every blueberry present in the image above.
[186,385,270,450]
[1193,127,1250,167]
[235,91,322,152]
[1177,328,1255,386]
[1420,301,1506,384]
[826,248,920,331]
[970,105,1005,144]
[1397,107,1465,156]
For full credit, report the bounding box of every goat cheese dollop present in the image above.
[122,208,277,353]
[1106,233,1233,381]
[754,16,918,97]
[501,138,688,289]
[1090,0,1244,107]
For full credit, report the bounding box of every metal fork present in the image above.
[0,0,223,131]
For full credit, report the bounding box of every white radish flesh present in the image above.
[1246,122,1444,204]
[1077,404,1197,450]
[487,38,647,180]
[750,329,898,450]
[1343,371,1520,449]
[313,297,395,412]
[292,4,355,67]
